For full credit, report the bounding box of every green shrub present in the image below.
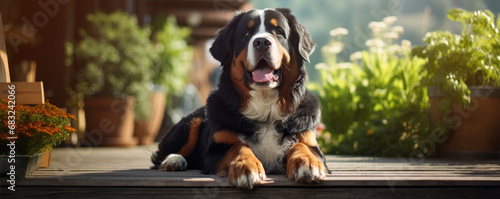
[412,8,500,111]
[67,11,159,120]
[310,17,431,157]
[153,16,193,108]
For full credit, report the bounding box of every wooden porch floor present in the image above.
[2,144,500,198]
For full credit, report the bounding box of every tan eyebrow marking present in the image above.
[248,20,255,28]
[270,18,278,27]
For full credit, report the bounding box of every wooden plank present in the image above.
[17,170,500,187]
[0,14,11,82]
[11,146,500,188]
[0,82,45,104]
[6,145,499,197]
[3,186,500,199]
[44,147,500,172]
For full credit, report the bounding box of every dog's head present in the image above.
[210,8,315,112]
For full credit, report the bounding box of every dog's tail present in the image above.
[150,107,206,169]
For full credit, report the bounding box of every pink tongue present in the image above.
[252,67,274,82]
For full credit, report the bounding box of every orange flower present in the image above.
[67,113,76,120]
[64,125,77,132]
[0,99,77,155]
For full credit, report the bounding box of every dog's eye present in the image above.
[276,29,286,37]
[244,31,250,37]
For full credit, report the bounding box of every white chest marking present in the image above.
[246,123,294,173]
[241,90,285,122]
[241,90,293,173]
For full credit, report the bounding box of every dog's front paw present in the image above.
[160,154,187,171]
[286,153,326,183]
[228,155,266,189]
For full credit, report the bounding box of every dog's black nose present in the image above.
[253,38,272,51]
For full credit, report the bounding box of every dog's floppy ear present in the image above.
[276,8,316,63]
[210,12,245,66]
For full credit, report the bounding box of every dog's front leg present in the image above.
[217,143,266,189]
[214,131,266,189]
[286,130,327,183]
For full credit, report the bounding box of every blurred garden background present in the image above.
[252,0,500,81]
[1,0,499,159]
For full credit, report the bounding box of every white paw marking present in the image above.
[160,154,187,171]
[294,165,325,183]
[233,171,265,189]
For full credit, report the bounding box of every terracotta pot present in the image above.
[134,89,166,145]
[84,96,138,147]
[429,86,500,159]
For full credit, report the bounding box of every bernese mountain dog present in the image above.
[151,8,327,189]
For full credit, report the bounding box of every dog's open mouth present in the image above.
[246,60,281,86]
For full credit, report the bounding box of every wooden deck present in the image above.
[2,144,500,198]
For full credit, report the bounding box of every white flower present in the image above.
[391,26,404,34]
[401,39,412,47]
[365,38,385,48]
[315,63,330,70]
[385,32,399,39]
[369,21,387,31]
[350,51,363,61]
[366,39,374,47]
[401,40,412,53]
[336,62,352,69]
[388,45,401,54]
[322,43,344,54]
[383,16,398,25]
[329,28,349,37]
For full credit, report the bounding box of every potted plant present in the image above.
[68,11,158,147]
[413,8,500,158]
[133,16,193,145]
[0,99,76,177]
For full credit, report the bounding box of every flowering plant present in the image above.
[0,99,76,155]
[310,16,431,157]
